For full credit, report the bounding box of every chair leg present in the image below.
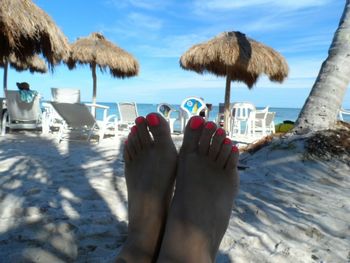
[1,112,8,136]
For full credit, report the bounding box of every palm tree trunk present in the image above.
[294,0,350,134]
[224,74,231,131]
[91,63,97,117]
[3,61,8,92]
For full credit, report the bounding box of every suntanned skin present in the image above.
[157,117,239,263]
[116,114,239,263]
[116,113,177,263]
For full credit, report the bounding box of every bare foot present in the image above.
[157,116,239,263]
[116,113,177,263]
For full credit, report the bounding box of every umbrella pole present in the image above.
[224,74,231,132]
[3,61,8,93]
[92,63,97,117]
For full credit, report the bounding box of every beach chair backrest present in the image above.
[118,102,138,123]
[232,102,256,121]
[51,102,96,128]
[51,88,81,103]
[5,90,41,122]
[157,103,173,119]
[265,112,276,126]
[180,97,207,118]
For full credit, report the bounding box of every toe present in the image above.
[135,116,152,149]
[208,128,226,160]
[198,121,217,156]
[216,138,233,168]
[146,113,172,144]
[180,116,205,154]
[225,145,239,171]
[128,125,142,153]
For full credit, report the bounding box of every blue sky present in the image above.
[1,0,349,108]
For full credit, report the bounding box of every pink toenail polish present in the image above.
[205,122,216,130]
[190,116,204,130]
[146,114,160,126]
[131,125,138,135]
[135,116,144,124]
[223,138,231,145]
[232,145,239,152]
[216,128,225,136]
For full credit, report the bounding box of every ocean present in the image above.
[92,102,303,127]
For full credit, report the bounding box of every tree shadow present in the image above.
[0,133,128,262]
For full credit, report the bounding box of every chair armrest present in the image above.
[85,103,110,110]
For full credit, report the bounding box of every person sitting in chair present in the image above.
[16,82,39,103]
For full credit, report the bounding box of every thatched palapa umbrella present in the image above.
[0,54,48,89]
[1,54,47,73]
[0,0,70,90]
[180,31,289,130]
[67,32,139,114]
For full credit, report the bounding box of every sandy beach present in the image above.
[0,131,349,263]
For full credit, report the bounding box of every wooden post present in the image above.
[224,73,231,132]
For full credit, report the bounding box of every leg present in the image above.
[116,113,178,263]
[157,117,239,263]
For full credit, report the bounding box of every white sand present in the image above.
[0,132,349,262]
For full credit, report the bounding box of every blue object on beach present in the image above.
[19,90,38,103]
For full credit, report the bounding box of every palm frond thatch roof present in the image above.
[1,54,48,73]
[0,0,70,68]
[180,31,289,88]
[67,32,139,78]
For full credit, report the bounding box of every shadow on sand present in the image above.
[0,133,127,262]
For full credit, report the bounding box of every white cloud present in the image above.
[106,0,170,10]
[127,12,163,30]
[195,0,331,11]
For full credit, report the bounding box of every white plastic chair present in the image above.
[157,103,180,133]
[1,90,47,136]
[116,102,139,132]
[339,108,350,121]
[51,102,116,143]
[179,97,207,132]
[246,111,276,136]
[230,102,256,136]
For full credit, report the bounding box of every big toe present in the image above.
[146,113,172,144]
[180,116,205,154]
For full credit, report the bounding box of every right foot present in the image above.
[116,113,177,263]
[157,116,239,263]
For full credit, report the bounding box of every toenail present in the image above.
[232,145,239,152]
[216,128,225,136]
[131,125,138,134]
[146,114,160,126]
[135,116,144,124]
[205,122,216,130]
[190,116,204,130]
[223,138,231,145]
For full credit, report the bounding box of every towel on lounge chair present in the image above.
[19,90,38,103]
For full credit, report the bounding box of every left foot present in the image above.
[116,113,178,263]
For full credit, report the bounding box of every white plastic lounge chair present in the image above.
[116,102,139,132]
[50,102,116,143]
[230,102,256,136]
[339,108,350,121]
[43,88,82,131]
[157,103,180,133]
[1,90,47,136]
[179,97,207,132]
[216,103,235,128]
